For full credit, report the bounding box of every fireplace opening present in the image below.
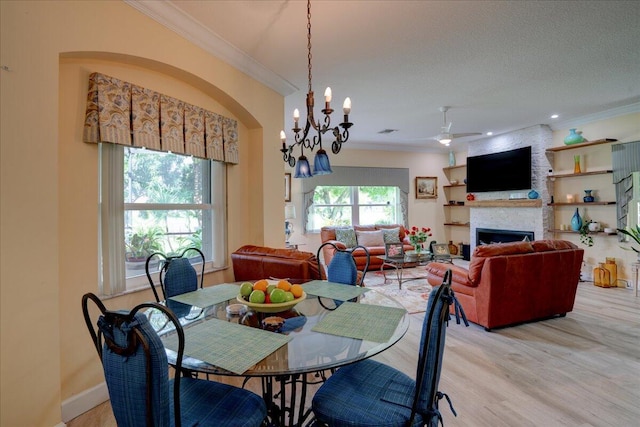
[476,228,534,245]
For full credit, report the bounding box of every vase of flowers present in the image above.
[408,226,432,255]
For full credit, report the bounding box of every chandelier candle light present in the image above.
[280,0,353,178]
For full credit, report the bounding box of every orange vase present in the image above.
[593,263,611,288]
[573,155,581,174]
[604,258,617,287]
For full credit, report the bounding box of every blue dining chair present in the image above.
[316,242,370,310]
[310,269,468,427]
[146,247,205,302]
[81,293,267,427]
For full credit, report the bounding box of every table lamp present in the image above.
[285,205,296,244]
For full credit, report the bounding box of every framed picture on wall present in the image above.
[285,173,291,202]
[415,176,437,199]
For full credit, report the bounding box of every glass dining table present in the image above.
[146,280,410,427]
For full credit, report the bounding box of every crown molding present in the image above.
[124,0,298,96]
[551,101,640,131]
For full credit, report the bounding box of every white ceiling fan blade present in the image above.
[451,132,482,138]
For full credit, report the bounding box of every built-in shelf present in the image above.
[444,222,470,227]
[443,184,466,188]
[548,201,616,206]
[548,229,618,236]
[443,164,466,171]
[444,203,466,207]
[466,199,543,208]
[545,138,618,152]
[548,170,613,179]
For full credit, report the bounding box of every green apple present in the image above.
[270,288,286,304]
[267,284,277,295]
[249,290,266,304]
[283,291,295,302]
[240,282,253,297]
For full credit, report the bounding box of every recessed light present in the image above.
[486,132,493,136]
[550,114,559,119]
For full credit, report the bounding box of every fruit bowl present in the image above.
[237,292,306,313]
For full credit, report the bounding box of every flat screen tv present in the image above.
[466,146,532,193]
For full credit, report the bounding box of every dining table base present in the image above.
[261,371,328,427]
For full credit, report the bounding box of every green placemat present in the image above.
[311,302,406,343]
[162,318,291,375]
[168,284,239,307]
[303,280,370,301]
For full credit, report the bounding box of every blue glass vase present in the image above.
[564,128,585,145]
[571,208,583,231]
[528,189,539,199]
[583,189,595,202]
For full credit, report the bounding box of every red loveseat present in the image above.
[231,245,320,284]
[425,240,584,330]
[319,224,414,272]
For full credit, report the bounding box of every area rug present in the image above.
[363,267,432,314]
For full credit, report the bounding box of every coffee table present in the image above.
[377,253,432,289]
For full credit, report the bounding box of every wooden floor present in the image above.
[68,282,640,426]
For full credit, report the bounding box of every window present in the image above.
[99,144,227,295]
[307,186,401,231]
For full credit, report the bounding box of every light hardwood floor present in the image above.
[68,281,640,426]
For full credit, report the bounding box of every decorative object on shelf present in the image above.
[583,189,595,202]
[463,178,467,184]
[579,221,593,247]
[588,221,601,232]
[285,204,296,244]
[566,194,575,203]
[450,179,458,185]
[527,189,539,199]
[448,240,458,255]
[617,225,640,261]
[279,0,353,178]
[407,226,432,255]
[466,193,475,201]
[564,128,586,145]
[449,151,456,166]
[571,207,583,231]
[573,155,582,174]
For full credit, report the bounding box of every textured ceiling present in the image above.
[128,0,640,153]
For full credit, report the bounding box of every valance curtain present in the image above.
[301,166,410,233]
[83,72,238,164]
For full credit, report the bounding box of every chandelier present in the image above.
[280,0,353,178]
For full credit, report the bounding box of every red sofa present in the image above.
[231,245,320,284]
[320,224,414,272]
[425,240,584,330]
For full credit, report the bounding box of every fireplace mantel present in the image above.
[466,199,542,208]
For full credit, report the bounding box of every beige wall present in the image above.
[1,1,638,426]
[1,1,283,425]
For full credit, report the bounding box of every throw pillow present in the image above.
[335,228,357,248]
[356,230,385,247]
[381,227,401,244]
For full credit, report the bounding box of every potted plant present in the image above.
[579,221,595,247]
[617,225,640,261]
[125,227,164,268]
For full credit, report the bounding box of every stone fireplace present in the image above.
[468,125,553,249]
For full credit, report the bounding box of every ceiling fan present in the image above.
[433,106,482,146]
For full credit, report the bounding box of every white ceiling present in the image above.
[127,0,640,153]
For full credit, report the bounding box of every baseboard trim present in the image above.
[61,382,109,423]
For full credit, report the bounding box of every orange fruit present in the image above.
[290,284,304,298]
[253,279,269,292]
[277,280,292,292]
